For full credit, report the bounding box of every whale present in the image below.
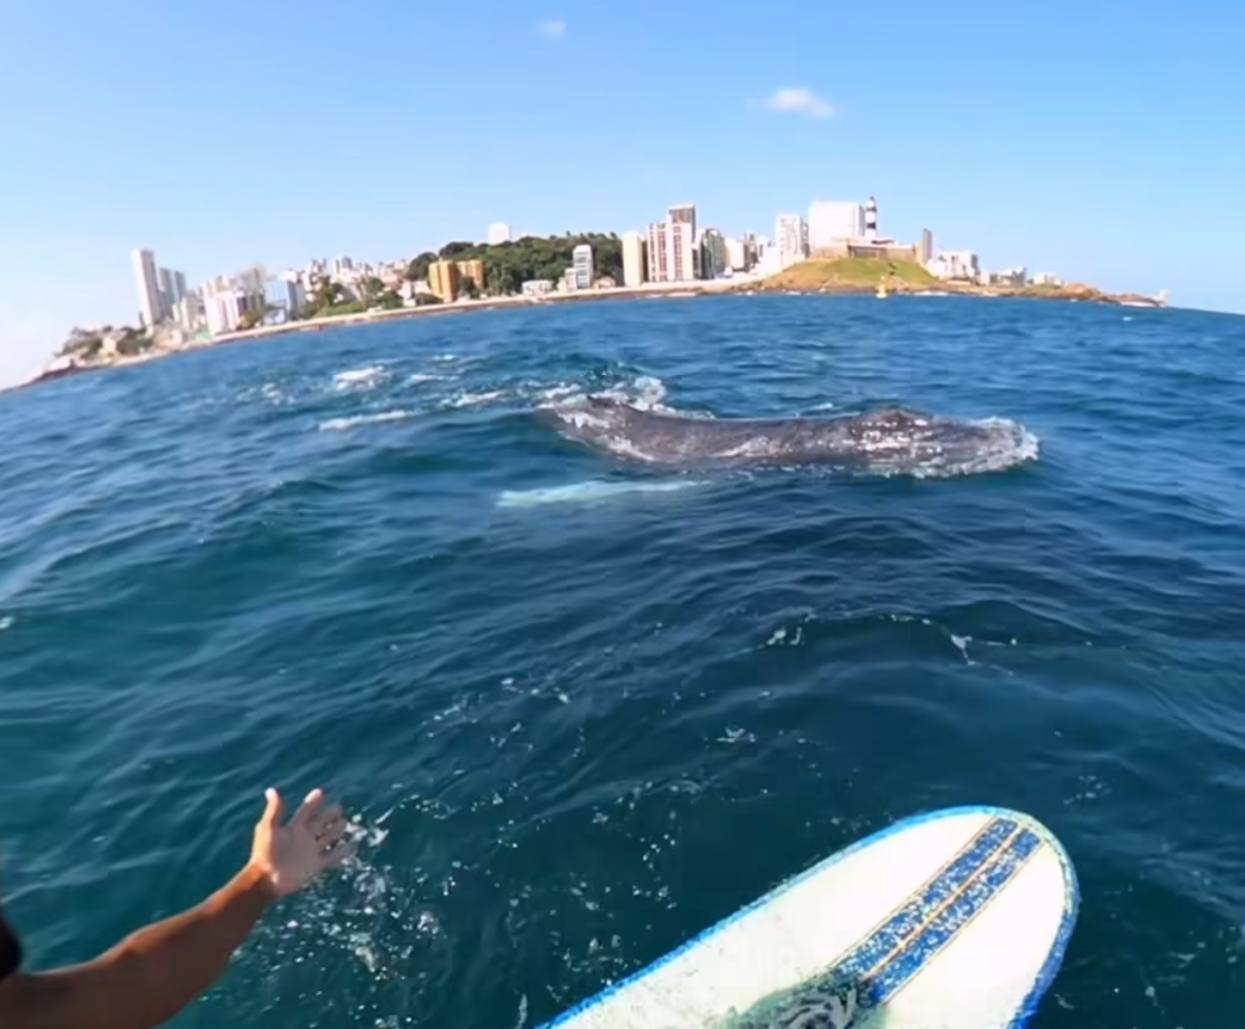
[539,396,1037,476]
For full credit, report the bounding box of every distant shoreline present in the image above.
[11,274,1163,393]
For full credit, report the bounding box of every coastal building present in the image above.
[487,222,512,245]
[927,249,980,281]
[332,255,354,277]
[174,294,203,332]
[668,204,697,281]
[131,248,162,328]
[157,268,175,319]
[724,236,747,272]
[621,231,646,286]
[521,279,553,296]
[1033,272,1062,286]
[919,229,934,265]
[699,229,727,279]
[808,201,865,251]
[572,243,594,289]
[989,266,1028,287]
[429,260,461,301]
[864,197,879,242]
[774,214,807,269]
[646,221,670,282]
[455,258,486,294]
[561,267,578,292]
[264,275,307,324]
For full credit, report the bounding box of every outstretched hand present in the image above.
[249,788,355,898]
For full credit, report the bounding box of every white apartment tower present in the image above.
[807,201,866,250]
[774,214,807,269]
[646,221,669,282]
[572,243,594,289]
[621,231,646,286]
[131,248,162,328]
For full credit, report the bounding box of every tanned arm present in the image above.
[0,787,352,1029]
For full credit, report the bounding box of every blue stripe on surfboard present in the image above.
[862,828,1042,1005]
[539,806,1078,1028]
[827,816,1016,985]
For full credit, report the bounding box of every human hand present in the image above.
[249,788,355,898]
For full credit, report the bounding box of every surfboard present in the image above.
[543,806,1078,1029]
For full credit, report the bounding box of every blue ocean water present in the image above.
[2,294,1244,1027]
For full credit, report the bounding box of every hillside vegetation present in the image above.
[759,257,940,292]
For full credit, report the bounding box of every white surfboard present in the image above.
[544,806,1078,1029]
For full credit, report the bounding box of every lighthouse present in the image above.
[865,196,878,242]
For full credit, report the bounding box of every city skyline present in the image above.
[2,1,1243,386]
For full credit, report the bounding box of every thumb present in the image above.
[260,787,284,829]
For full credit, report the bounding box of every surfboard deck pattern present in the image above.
[543,806,1078,1029]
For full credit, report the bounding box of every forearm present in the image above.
[5,863,275,1029]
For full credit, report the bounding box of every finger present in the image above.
[309,803,343,837]
[260,788,284,829]
[316,814,348,848]
[321,839,357,870]
[290,788,325,831]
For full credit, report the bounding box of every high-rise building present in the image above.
[333,254,354,277]
[172,270,187,305]
[157,267,175,319]
[807,201,866,250]
[647,221,669,282]
[265,274,307,323]
[429,260,461,301]
[667,204,696,281]
[919,229,934,265]
[724,236,749,272]
[774,214,807,269]
[487,222,512,245]
[131,248,162,328]
[621,231,646,286]
[699,229,727,279]
[572,244,594,289]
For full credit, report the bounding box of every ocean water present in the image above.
[2,294,1244,1028]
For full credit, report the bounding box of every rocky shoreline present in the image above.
[12,269,1163,392]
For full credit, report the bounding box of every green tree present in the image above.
[237,309,264,331]
[413,292,443,307]
[378,289,403,310]
[310,278,343,313]
[406,252,437,281]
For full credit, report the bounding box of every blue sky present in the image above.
[2,1,1242,384]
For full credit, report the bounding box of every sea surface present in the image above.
[2,295,1244,1028]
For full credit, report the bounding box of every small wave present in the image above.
[318,410,418,432]
[407,373,446,385]
[497,479,704,508]
[0,615,13,631]
[443,390,508,410]
[544,375,676,415]
[333,365,388,390]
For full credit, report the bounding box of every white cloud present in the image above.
[760,87,834,119]
[535,17,567,39]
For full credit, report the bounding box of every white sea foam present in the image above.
[497,479,704,508]
[333,365,388,390]
[443,389,507,409]
[407,373,445,385]
[318,409,418,432]
[0,616,12,631]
